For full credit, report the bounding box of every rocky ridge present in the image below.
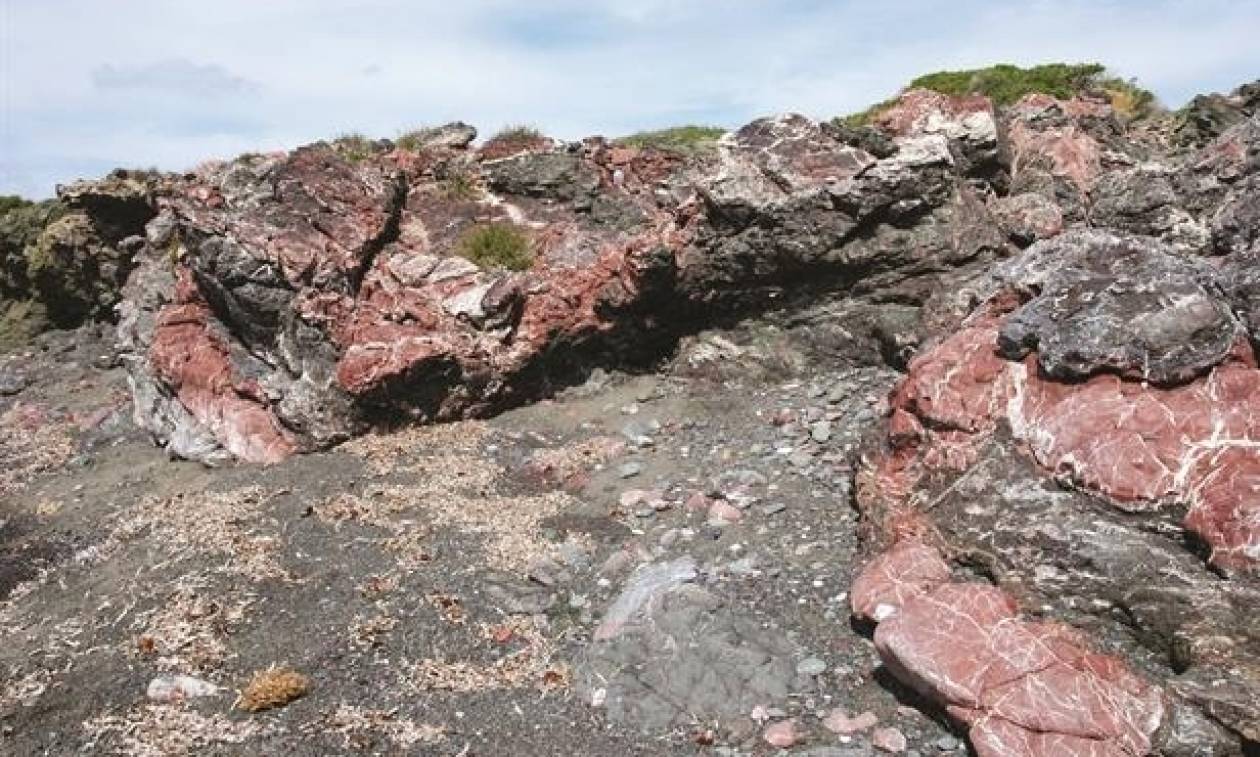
[1,77,1259,756]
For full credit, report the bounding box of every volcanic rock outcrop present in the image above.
[4,75,1259,755]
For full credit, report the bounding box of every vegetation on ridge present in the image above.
[839,62,1158,125]
[615,125,726,154]
[331,132,378,163]
[490,125,543,143]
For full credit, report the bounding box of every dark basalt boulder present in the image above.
[996,230,1240,385]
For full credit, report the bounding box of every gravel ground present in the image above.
[0,319,962,756]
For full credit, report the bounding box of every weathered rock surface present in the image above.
[578,579,797,735]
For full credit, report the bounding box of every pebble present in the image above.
[788,451,814,468]
[761,502,787,516]
[935,735,960,751]
[822,709,879,734]
[685,491,712,511]
[872,726,908,753]
[619,489,650,508]
[146,674,220,703]
[796,656,826,676]
[617,462,644,479]
[810,420,832,442]
[708,500,744,523]
[762,719,799,748]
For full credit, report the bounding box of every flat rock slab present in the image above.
[578,584,797,735]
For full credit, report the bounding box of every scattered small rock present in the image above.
[796,656,827,677]
[810,421,832,442]
[822,709,879,735]
[146,674,221,703]
[763,719,799,748]
[762,502,787,516]
[708,500,743,523]
[617,462,644,479]
[0,370,29,396]
[872,726,908,753]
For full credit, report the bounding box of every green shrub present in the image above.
[395,127,430,151]
[491,125,543,143]
[332,132,376,163]
[838,62,1158,124]
[455,223,533,271]
[0,195,33,216]
[439,172,481,201]
[615,125,726,154]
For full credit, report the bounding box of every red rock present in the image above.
[1005,96,1106,194]
[881,312,1260,571]
[762,719,799,748]
[869,578,1164,757]
[850,541,951,622]
[871,726,908,753]
[708,500,743,523]
[684,491,713,511]
[147,271,296,464]
[875,88,996,148]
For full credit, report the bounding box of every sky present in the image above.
[2,0,1259,199]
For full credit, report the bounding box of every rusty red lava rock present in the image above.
[852,543,1166,757]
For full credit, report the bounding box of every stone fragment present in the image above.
[146,674,221,703]
[823,709,879,735]
[708,500,743,523]
[871,727,907,753]
[763,719,799,748]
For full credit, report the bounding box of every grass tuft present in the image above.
[455,223,533,271]
[615,125,726,154]
[332,133,376,163]
[490,125,542,143]
[439,171,481,201]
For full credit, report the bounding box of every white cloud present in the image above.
[2,0,1258,198]
[92,59,260,96]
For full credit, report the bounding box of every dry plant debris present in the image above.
[350,612,398,649]
[82,705,262,756]
[330,420,586,571]
[124,573,254,672]
[237,666,310,712]
[316,704,446,750]
[404,616,569,693]
[524,435,625,484]
[111,486,289,580]
[426,592,467,624]
[0,403,76,498]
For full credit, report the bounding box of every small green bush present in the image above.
[838,62,1158,124]
[455,223,533,271]
[439,172,481,201]
[0,195,33,216]
[615,125,726,154]
[491,125,543,143]
[396,126,434,152]
[332,133,376,163]
[395,130,423,152]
